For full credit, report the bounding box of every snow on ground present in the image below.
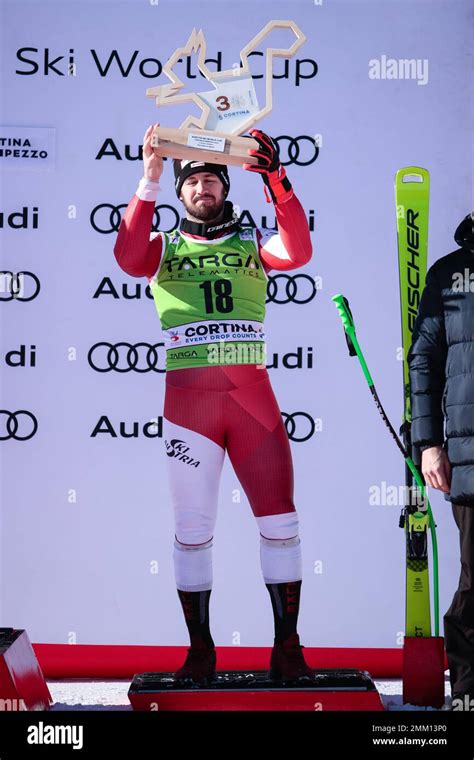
[375,678,452,711]
[46,678,453,711]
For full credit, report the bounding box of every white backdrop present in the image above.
[1,0,472,648]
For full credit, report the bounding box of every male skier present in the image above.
[114,122,313,683]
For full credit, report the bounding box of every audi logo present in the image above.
[274,135,319,166]
[90,203,180,234]
[0,410,38,441]
[88,342,166,372]
[282,412,315,442]
[266,274,317,305]
[0,271,40,301]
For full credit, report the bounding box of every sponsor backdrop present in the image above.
[0,0,471,648]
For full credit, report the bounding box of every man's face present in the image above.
[179,172,226,221]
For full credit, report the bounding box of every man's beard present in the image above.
[183,196,225,222]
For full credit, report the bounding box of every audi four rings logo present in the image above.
[274,136,319,166]
[88,342,166,372]
[0,409,314,443]
[0,271,41,301]
[93,135,319,167]
[90,203,180,234]
[0,410,38,440]
[266,274,317,304]
[282,412,315,442]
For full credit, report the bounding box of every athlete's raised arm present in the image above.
[113,124,164,279]
[243,129,313,272]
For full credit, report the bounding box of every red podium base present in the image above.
[128,668,384,711]
[0,628,52,711]
[403,636,445,708]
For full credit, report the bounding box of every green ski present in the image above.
[395,167,435,638]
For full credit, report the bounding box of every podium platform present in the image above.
[128,668,384,711]
[0,628,52,711]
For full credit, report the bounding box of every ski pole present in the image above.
[332,293,440,637]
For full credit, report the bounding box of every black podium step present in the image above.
[128,668,384,711]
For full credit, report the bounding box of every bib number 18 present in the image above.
[199,279,233,314]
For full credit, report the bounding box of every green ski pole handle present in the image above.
[332,294,374,386]
[332,293,440,636]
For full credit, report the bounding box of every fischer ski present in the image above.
[395,168,435,638]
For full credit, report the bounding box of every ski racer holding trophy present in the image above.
[114,122,313,683]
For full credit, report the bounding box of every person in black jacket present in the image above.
[408,212,474,706]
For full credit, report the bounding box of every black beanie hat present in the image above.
[173,158,230,199]
[454,213,474,252]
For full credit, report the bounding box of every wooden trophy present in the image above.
[145,20,306,166]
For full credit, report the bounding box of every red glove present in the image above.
[242,128,293,205]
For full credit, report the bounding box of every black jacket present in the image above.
[408,214,474,505]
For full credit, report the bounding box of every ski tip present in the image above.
[395,167,430,185]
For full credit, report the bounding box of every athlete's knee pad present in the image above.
[174,537,213,592]
[256,512,302,583]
